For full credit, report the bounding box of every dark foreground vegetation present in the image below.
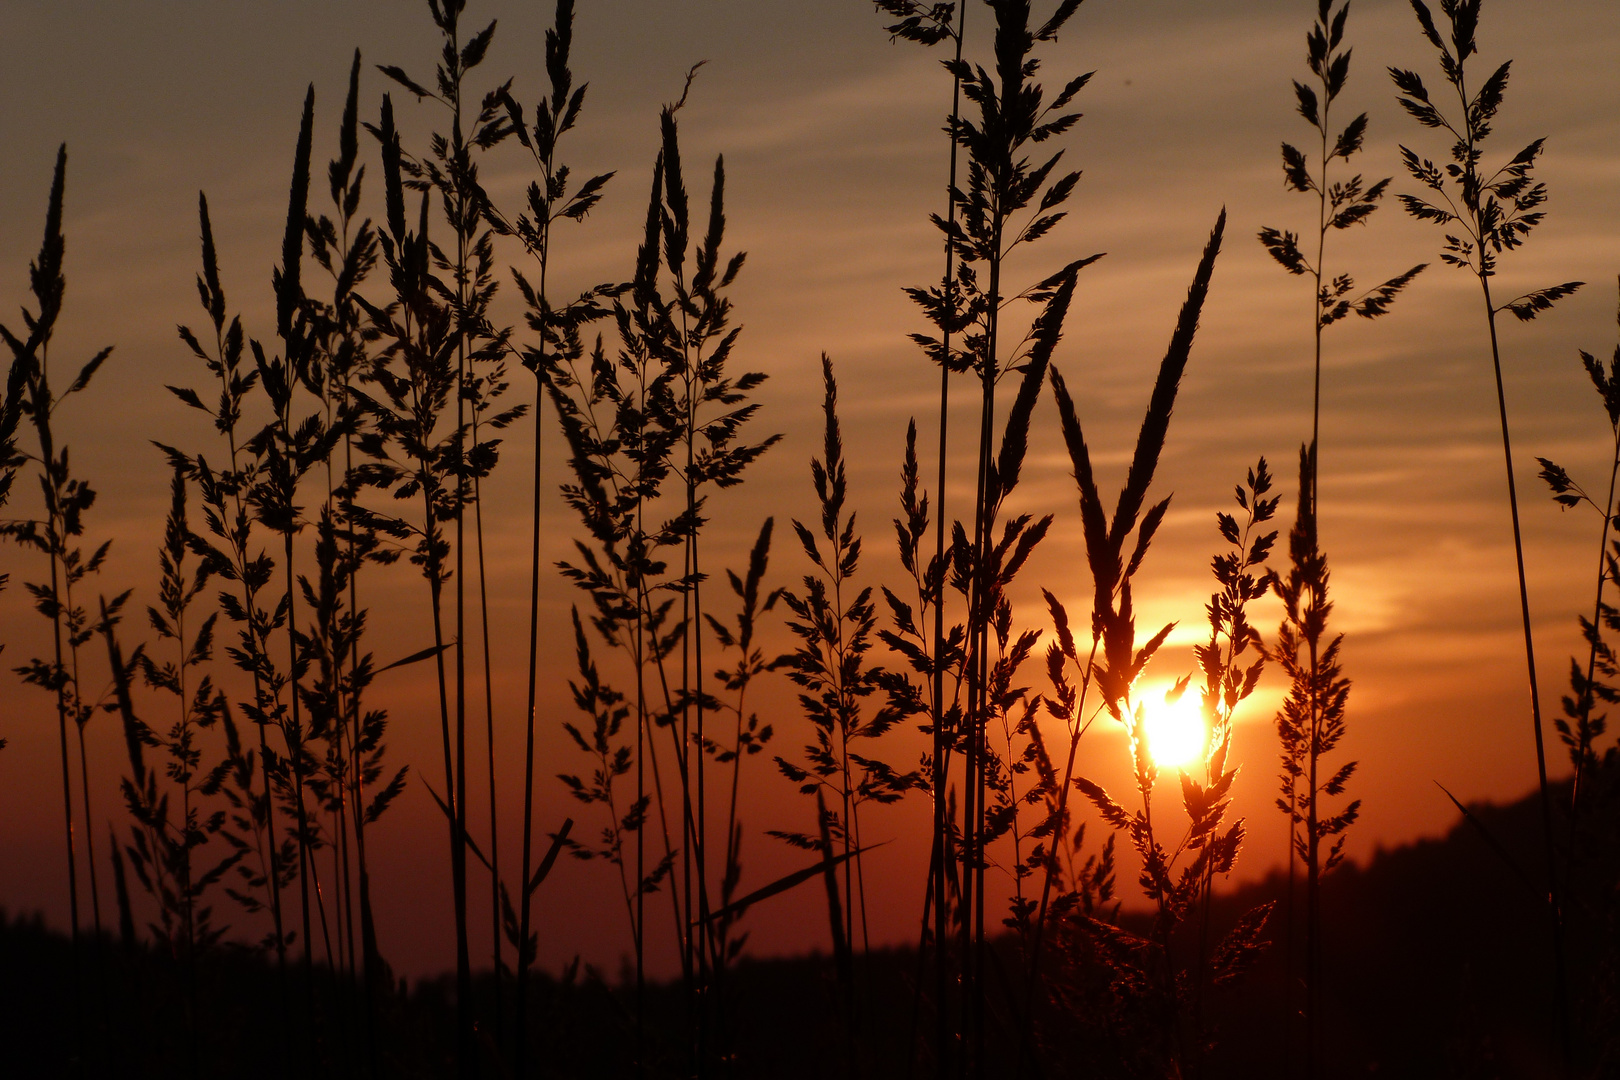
[2,777,1614,1078]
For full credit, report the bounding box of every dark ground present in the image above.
[2,777,1614,1079]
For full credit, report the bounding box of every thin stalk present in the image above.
[68,635,103,943]
[49,545,81,952]
[424,489,470,1075]
[52,491,104,943]
[1302,58,1328,1075]
[676,282,711,1063]
[966,181,1006,1079]
[1479,276,1570,1060]
[283,528,316,998]
[515,256,547,1080]
[342,393,381,1079]
[320,389,352,995]
[1020,635,1101,1048]
[221,366,289,982]
[641,575,693,952]
[1305,624,1320,1077]
[473,471,502,1040]
[932,8,965,1078]
[1572,416,1620,807]
[447,28,475,1074]
[397,223,469,1079]
[1285,774,1297,1067]
[635,539,647,1078]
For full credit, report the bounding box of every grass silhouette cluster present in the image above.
[0,1,1616,1078]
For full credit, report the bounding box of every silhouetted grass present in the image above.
[7,4,1616,1078]
[1257,14,1425,1057]
[2,147,117,1067]
[1535,282,1620,1076]
[1392,0,1584,1065]
[1269,443,1359,1078]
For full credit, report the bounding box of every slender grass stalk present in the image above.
[304,46,394,1070]
[1270,444,1360,1077]
[927,4,1096,1069]
[111,465,238,1077]
[470,404,501,1032]
[1260,0,1425,514]
[1061,211,1270,1075]
[354,85,472,1072]
[261,82,324,1019]
[373,5,520,1068]
[856,6,1104,1072]
[168,191,296,1022]
[1535,284,1620,1071]
[493,2,617,1066]
[1,144,115,1065]
[1,148,81,953]
[656,520,783,1066]
[869,5,968,1071]
[544,73,776,1071]
[1537,281,1620,803]
[777,355,918,1062]
[933,10,965,1070]
[1258,5,1422,1065]
[1392,3,1584,1064]
[703,517,779,997]
[1187,460,1277,1053]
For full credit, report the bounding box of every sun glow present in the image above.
[1143,688,1208,771]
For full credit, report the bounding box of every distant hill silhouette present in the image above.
[1200,778,1591,1079]
[2,776,1614,1078]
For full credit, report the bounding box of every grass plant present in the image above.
[869,5,970,1071]
[299,49,405,1067]
[774,355,917,1066]
[545,74,779,1071]
[1189,460,1279,1051]
[103,465,238,1077]
[1536,286,1620,809]
[353,103,475,1070]
[158,69,413,1074]
[167,191,295,981]
[370,5,525,1066]
[1269,444,1359,1077]
[1059,211,1276,1074]
[493,0,619,1064]
[870,3,1100,1070]
[1259,0,1426,507]
[257,82,335,1000]
[1536,283,1620,1074]
[1257,4,1421,1068]
[1391,0,1585,1062]
[1,145,116,1068]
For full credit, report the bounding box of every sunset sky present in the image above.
[2,0,1619,982]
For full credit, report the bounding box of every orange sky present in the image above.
[3,0,1619,980]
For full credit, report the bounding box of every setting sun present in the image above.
[1143,689,1208,771]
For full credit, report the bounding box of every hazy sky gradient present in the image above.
[2,0,1618,979]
